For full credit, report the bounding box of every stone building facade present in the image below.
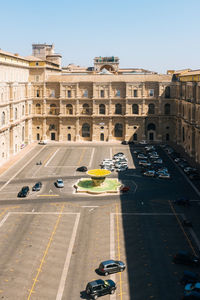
[0,43,199,167]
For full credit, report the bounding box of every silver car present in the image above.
[56,179,64,187]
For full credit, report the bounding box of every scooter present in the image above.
[36,161,42,165]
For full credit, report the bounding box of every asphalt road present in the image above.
[0,142,199,300]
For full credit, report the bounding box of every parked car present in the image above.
[76,166,87,172]
[184,167,198,175]
[174,197,190,206]
[173,251,200,266]
[56,179,64,188]
[116,165,128,172]
[98,260,126,276]
[189,173,200,180]
[152,158,163,164]
[120,185,130,193]
[137,154,148,159]
[179,162,190,169]
[180,271,199,285]
[139,140,147,145]
[139,160,151,167]
[143,170,156,177]
[18,186,29,197]
[38,140,47,145]
[32,182,42,191]
[121,140,128,145]
[185,282,200,294]
[182,291,200,299]
[86,279,116,299]
[158,172,170,179]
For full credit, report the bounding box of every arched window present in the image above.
[1,111,5,126]
[165,86,170,98]
[82,123,90,137]
[132,104,139,114]
[114,123,123,137]
[148,103,155,114]
[115,103,122,114]
[116,90,120,97]
[164,103,170,115]
[15,108,18,120]
[36,89,40,97]
[99,104,105,114]
[147,123,156,131]
[22,105,25,116]
[83,103,90,114]
[66,104,73,115]
[50,104,56,115]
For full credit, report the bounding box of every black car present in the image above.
[182,291,200,299]
[98,260,126,276]
[86,279,116,299]
[173,251,200,266]
[189,173,200,180]
[121,140,128,145]
[76,166,88,172]
[180,271,199,285]
[32,182,42,191]
[18,186,29,197]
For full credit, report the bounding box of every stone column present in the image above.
[58,119,63,141]
[76,99,79,115]
[92,118,96,141]
[75,118,80,141]
[124,118,129,140]
[108,117,112,141]
[42,118,47,140]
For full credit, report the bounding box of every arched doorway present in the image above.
[68,133,71,141]
[100,133,104,141]
[51,132,55,140]
[147,123,156,141]
[37,133,40,141]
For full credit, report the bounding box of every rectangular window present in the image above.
[50,90,55,97]
[116,90,120,97]
[83,90,88,97]
[35,75,39,82]
[133,89,137,97]
[36,90,40,97]
[100,90,104,98]
[149,89,154,97]
[68,90,71,98]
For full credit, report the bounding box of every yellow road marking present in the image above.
[115,204,123,300]
[76,148,86,166]
[27,203,65,300]
[168,200,197,256]
[37,195,59,197]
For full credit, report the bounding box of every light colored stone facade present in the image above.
[0,44,199,167]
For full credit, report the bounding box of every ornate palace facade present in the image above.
[0,44,200,166]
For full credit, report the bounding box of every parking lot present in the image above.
[0,142,200,299]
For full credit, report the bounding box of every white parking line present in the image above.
[0,147,44,192]
[88,148,95,168]
[45,148,60,167]
[110,213,116,300]
[56,213,80,300]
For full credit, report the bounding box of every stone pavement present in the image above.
[0,142,37,176]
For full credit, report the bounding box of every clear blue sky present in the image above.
[1,0,200,73]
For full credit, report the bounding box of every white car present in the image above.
[158,173,170,179]
[137,154,148,159]
[38,140,47,145]
[153,158,163,164]
[143,170,156,177]
[139,160,151,166]
[117,166,128,172]
[56,179,64,187]
[139,140,147,145]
